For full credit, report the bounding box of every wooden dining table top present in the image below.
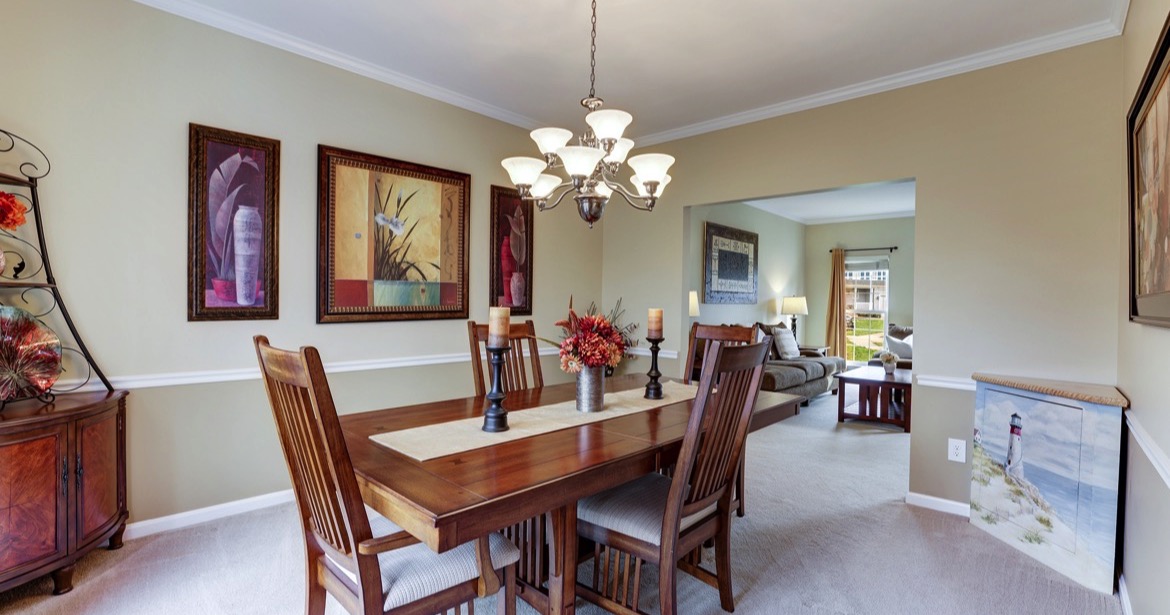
[340,374,802,554]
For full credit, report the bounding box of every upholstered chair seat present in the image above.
[327,506,521,611]
[577,474,716,546]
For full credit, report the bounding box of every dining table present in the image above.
[339,373,804,614]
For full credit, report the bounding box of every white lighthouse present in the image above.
[1005,413,1024,479]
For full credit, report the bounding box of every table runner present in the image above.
[370,381,698,461]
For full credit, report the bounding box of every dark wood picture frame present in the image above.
[317,145,470,323]
[187,123,279,321]
[703,221,758,305]
[489,185,534,316]
[1129,13,1170,327]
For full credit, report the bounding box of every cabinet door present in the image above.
[75,405,123,548]
[0,424,69,579]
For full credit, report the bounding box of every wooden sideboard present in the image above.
[0,391,129,595]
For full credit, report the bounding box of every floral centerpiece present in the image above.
[547,298,638,412]
[879,350,900,373]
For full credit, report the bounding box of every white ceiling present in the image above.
[135,0,1126,145]
[744,179,916,225]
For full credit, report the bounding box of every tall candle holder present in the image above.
[644,336,664,400]
[482,345,510,432]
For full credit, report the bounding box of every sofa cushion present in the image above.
[754,322,787,359]
[887,324,913,340]
[762,363,810,390]
[773,327,800,359]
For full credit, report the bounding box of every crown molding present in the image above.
[637,17,1124,146]
[131,0,540,129]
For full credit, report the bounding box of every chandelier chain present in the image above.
[589,0,597,100]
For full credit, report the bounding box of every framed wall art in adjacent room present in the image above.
[187,123,280,321]
[317,145,469,323]
[703,221,758,304]
[489,185,533,316]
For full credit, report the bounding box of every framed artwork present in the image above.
[187,123,279,321]
[1129,13,1170,327]
[703,222,758,304]
[489,185,533,316]
[317,145,469,323]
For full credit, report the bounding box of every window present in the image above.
[844,256,889,363]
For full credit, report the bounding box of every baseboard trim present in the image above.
[123,489,294,541]
[914,375,976,391]
[1119,574,1133,615]
[905,492,971,517]
[1125,411,1170,492]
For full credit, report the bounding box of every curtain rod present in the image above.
[829,246,898,253]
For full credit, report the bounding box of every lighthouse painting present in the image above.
[970,379,1124,594]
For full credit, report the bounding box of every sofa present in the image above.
[754,322,846,401]
[867,323,913,370]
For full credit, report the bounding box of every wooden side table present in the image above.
[834,366,912,432]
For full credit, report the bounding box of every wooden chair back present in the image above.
[252,335,383,609]
[467,320,544,397]
[668,339,771,529]
[683,323,759,384]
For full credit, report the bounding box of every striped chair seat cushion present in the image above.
[329,506,520,611]
[577,473,716,546]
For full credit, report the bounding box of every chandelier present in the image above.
[500,0,675,229]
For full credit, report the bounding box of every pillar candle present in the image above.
[647,308,663,339]
[488,307,510,348]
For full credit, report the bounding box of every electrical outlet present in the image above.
[948,438,966,463]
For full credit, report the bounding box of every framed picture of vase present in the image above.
[317,145,470,323]
[187,123,280,321]
[489,185,533,316]
[1129,11,1170,327]
[703,221,758,304]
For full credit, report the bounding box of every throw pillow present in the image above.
[887,334,913,359]
[774,327,800,360]
[755,322,785,359]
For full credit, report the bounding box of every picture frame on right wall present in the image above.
[1128,12,1170,327]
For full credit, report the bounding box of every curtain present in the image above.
[826,248,847,357]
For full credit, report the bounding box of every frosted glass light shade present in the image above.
[585,109,633,141]
[502,157,547,186]
[631,174,671,197]
[530,174,562,199]
[604,138,635,164]
[530,127,573,154]
[556,146,606,177]
[627,153,675,184]
[593,182,613,198]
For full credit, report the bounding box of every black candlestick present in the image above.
[644,336,665,400]
[483,346,510,432]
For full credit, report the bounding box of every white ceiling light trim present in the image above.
[132,0,541,129]
[637,16,1125,146]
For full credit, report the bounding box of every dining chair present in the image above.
[467,319,543,397]
[253,335,520,615]
[682,322,759,517]
[576,339,771,615]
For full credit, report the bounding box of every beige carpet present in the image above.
[0,390,1123,614]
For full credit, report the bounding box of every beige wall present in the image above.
[803,216,916,348]
[682,202,805,347]
[603,37,1124,515]
[2,0,597,520]
[1119,0,1170,612]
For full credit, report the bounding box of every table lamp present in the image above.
[780,295,808,339]
[689,291,701,318]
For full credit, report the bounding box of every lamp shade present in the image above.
[780,296,808,316]
[501,157,547,186]
[593,182,613,199]
[585,109,633,141]
[530,174,562,199]
[556,146,606,177]
[627,153,675,184]
[631,174,671,197]
[530,127,574,155]
[604,138,635,164]
[689,290,701,317]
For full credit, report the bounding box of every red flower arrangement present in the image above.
[0,192,27,231]
[553,300,628,373]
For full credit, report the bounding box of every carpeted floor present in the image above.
[0,390,1123,614]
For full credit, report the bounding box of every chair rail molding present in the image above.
[914,374,976,391]
[1126,410,1170,491]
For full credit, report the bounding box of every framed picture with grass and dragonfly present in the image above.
[316,146,469,323]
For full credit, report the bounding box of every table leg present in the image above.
[903,386,912,433]
[548,504,578,615]
[880,385,891,421]
[837,382,847,422]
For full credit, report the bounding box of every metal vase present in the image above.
[576,365,605,413]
